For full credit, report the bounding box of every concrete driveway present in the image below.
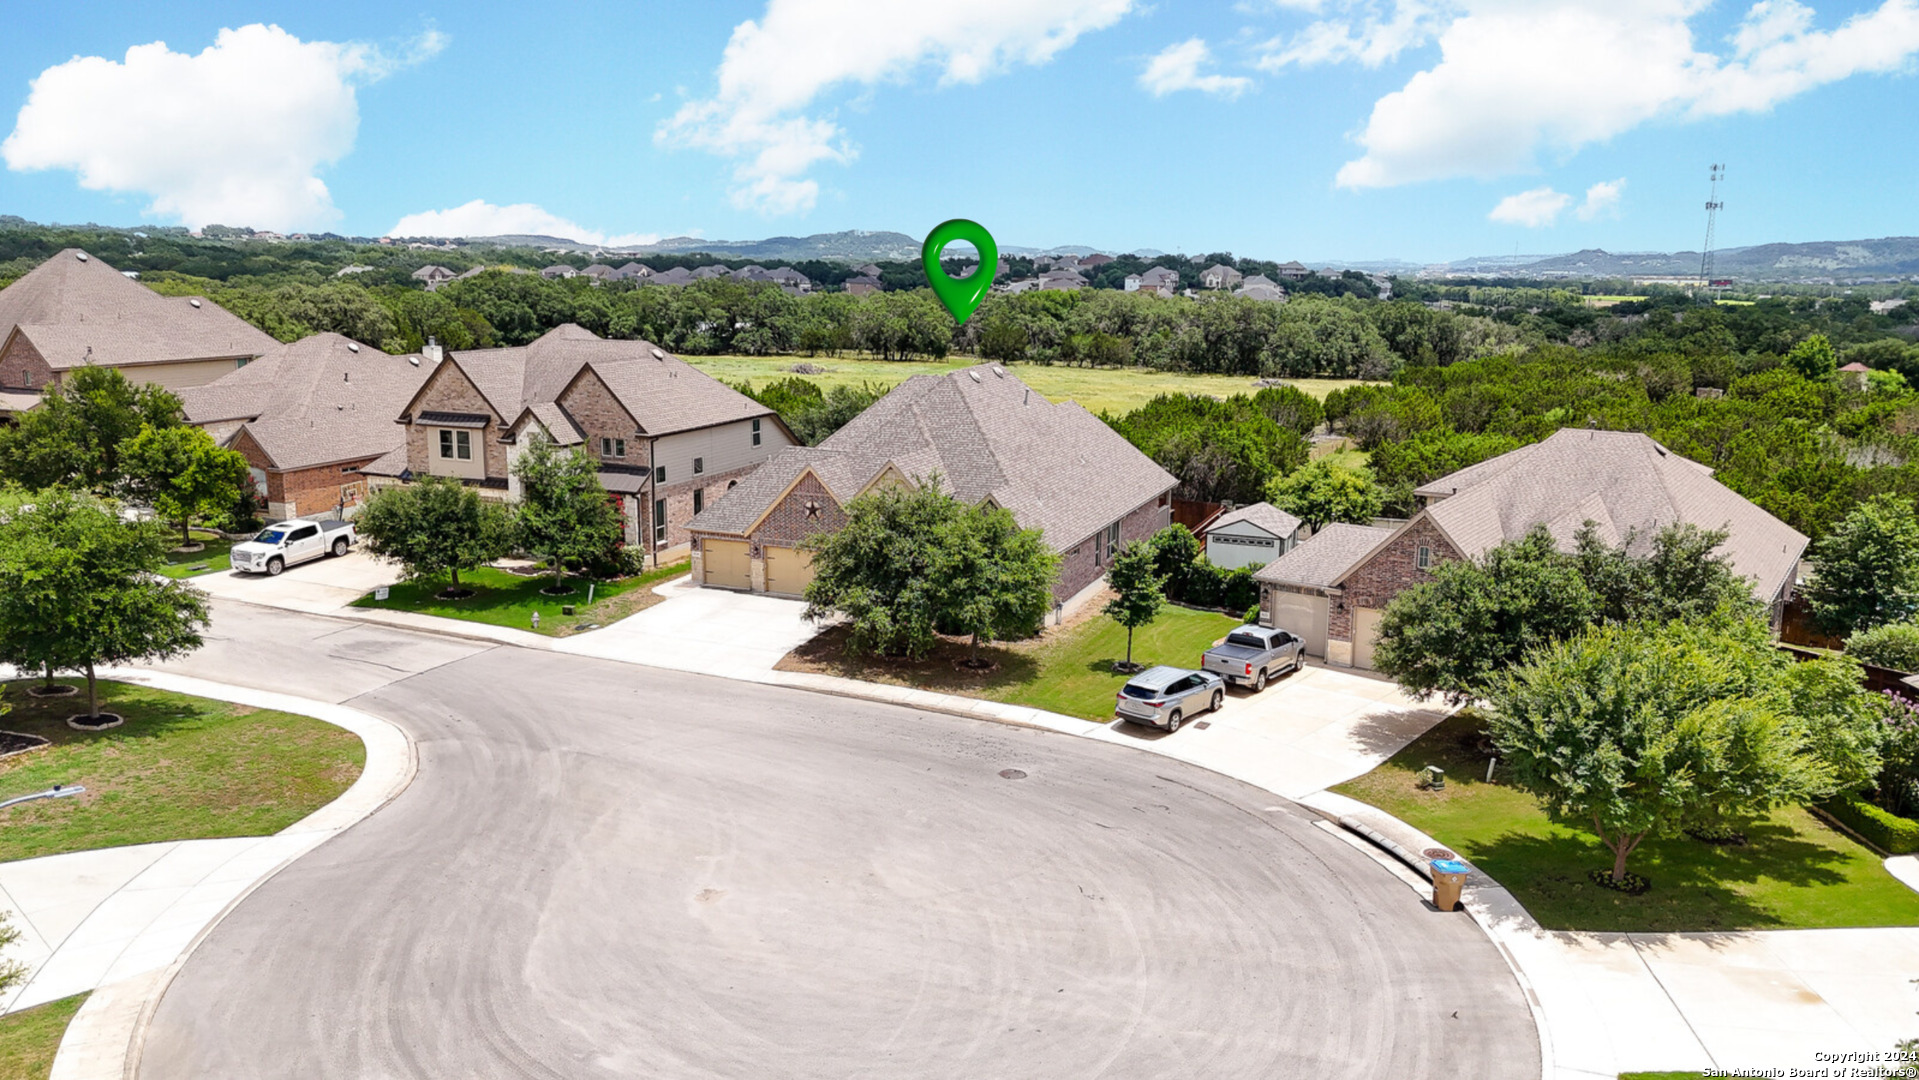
[186,550,400,615]
[554,577,821,677]
[1091,662,1450,798]
[132,603,1537,1079]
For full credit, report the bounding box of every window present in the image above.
[693,489,704,514]
[693,457,704,475]
[438,429,471,460]
[751,418,762,446]
[653,499,667,544]
[1417,545,1432,570]
[1108,521,1122,552]
[654,465,666,484]
[602,437,625,459]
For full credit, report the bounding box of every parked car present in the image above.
[229,519,355,576]
[1202,625,1305,691]
[1114,665,1226,733]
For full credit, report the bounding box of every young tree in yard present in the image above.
[938,504,1059,667]
[511,435,624,593]
[1803,495,1919,636]
[1372,527,1598,704]
[356,477,511,595]
[1264,459,1383,531]
[1146,523,1201,601]
[120,425,252,544]
[1104,541,1167,671]
[801,481,959,659]
[0,366,183,492]
[1488,619,1847,885]
[0,490,209,721]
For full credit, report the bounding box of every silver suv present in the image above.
[1114,665,1226,733]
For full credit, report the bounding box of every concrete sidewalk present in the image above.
[1300,790,1919,1079]
[0,669,416,1080]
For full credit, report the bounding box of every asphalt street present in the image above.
[137,601,1538,1079]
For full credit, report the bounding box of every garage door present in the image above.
[703,539,752,591]
[1270,592,1328,658]
[764,546,815,597]
[1353,607,1386,670]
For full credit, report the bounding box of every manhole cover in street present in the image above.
[998,769,1027,780]
[1422,847,1457,861]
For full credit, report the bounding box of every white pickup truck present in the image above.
[229,520,355,576]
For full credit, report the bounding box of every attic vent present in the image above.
[75,252,88,262]
[189,298,201,308]
[408,356,421,366]
[650,347,665,360]
[992,365,1006,377]
[968,370,982,383]
[348,342,360,353]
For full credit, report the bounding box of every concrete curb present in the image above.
[34,669,418,1080]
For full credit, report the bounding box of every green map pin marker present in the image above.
[922,219,998,326]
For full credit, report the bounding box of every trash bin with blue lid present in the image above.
[1430,858,1469,911]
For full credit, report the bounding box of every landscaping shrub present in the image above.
[1821,797,1919,855]
[1847,621,1919,672]
[1178,560,1260,614]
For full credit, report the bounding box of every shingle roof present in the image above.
[1254,523,1397,588]
[416,324,774,440]
[524,402,584,445]
[1207,502,1302,540]
[1406,428,1807,603]
[690,364,1177,548]
[0,249,278,371]
[179,333,433,470]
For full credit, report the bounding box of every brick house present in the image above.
[687,364,1177,607]
[1200,263,1244,290]
[180,334,435,521]
[362,324,794,560]
[1255,428,1810,669]
[0,249,278,421]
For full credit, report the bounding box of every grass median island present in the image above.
[1334,712,1919,933]
[683,354,1369,415]
[779,599,1240,722]
[157,528,235,578]
[350,563,688,636]
[0,682,363,864]
[0,993,85,1080]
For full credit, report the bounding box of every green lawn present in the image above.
[157,529,235,578]
[780,603,1242,722]
[350,563,687,637]
[0,682,363,864]
[1334,713,1919,933]
[683,354,1369,416]
[0,994,84,1080]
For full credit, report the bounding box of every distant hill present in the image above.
[1445,237,1919,281]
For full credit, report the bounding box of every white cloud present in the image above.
[1489,186,1572,227]
[1,24,443,231]
[388,200,661,248]
[1140,38,1254,97]
[1322,0,1919,188]
[1256,0,1445,69]
[657,0,1135,214]
[1577,177,1626,220]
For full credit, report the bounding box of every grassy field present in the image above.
[779,600,1242,722]
[0,682,363,864]
[682,354,1369,416]
[0,994,85,1080]
[158,529,235,579]
[1334,713,1919,933]
[350,563,687,636]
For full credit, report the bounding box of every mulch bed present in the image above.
[1588,868,1652,895]
[435,588,476,600]
[0,731,48,758]
[66,712,124,732]
[26,684,78,698]
[1684,827,1750,846]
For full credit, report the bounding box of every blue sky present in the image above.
[0,0,1914,263]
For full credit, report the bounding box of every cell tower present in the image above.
[1700,163,1725,285]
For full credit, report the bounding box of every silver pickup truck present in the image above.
[1201,625,1305,691]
